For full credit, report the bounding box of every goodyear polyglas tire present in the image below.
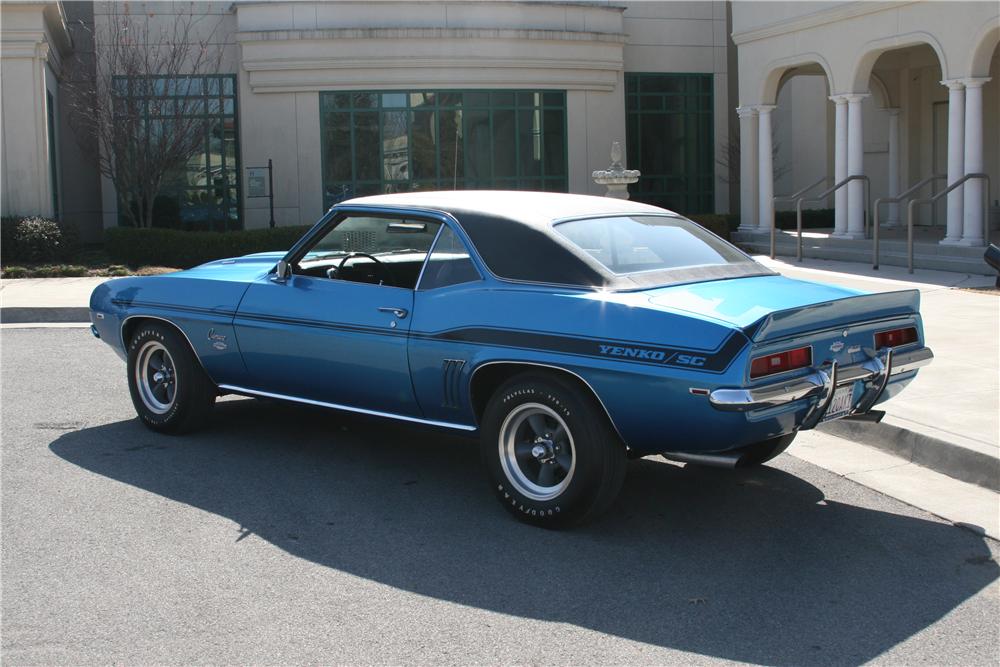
[126,322,216,434]
[480,373,626,528]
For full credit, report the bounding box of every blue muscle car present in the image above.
[90,191,933,527]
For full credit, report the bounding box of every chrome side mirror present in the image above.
[274,259,290,282]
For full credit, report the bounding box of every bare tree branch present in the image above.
[63,2,227,228]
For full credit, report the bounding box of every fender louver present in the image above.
[441,359,466,408]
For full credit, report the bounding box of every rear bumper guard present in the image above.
[708,347,933,420]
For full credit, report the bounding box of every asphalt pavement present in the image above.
[2,328,998,665]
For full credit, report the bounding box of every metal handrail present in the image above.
[775,175,870,262]
[906,172,991,273]
[872,174,945,269]
[768,176,827,259]
[773,176,827,205]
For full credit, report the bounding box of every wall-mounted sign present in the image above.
[246,167,269,198]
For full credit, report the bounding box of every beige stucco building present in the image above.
[733,1,999,247]
[2,0,734,241]
[2,1,997,261]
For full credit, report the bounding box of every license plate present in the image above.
[821,385,855,423]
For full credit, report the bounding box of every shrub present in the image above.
[686,214,734,241]
[0,266,30,279]
[11,217,65,263]
[775,208,834,230]
[105,225,312,269]
[0,217,18,264]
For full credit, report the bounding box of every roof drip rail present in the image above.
[872,174,945,269]
[906,173,991,273]
[769,176,826,260]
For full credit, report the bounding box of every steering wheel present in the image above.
[331,252,397,286]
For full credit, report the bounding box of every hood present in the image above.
[162,252,285,283]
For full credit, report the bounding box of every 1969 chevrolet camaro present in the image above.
[90,191,933,527]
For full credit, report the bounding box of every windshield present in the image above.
[554,215,748,275]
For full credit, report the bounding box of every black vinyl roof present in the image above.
[343,191,772,290]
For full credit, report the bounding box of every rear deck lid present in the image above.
[647,275,920,342]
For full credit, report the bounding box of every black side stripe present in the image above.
[112,299,236,318]
[115,300,747,373]
[431,327,747,373]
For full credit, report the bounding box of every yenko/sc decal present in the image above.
[599,344,706,367]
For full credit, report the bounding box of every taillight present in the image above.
[875,327,918,349]
[750,346,812,379]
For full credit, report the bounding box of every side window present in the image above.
[294,215,441,289]
[418,225,481,290]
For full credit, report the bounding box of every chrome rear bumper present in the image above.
[708,346,933,415]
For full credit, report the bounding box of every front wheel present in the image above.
[480,374,626,528]
[126,322,216,434]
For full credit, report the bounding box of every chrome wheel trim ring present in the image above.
[135,340,177,415]
[498,402,576,502]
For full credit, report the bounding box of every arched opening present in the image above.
[771,64,832,213]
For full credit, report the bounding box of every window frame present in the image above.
[319,89,569,209]
[285,207,458,292]
[111,73,242,229]
[624,72,714,216]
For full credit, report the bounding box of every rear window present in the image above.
[554,215,746,275]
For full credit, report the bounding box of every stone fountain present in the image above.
[591,141,640,199]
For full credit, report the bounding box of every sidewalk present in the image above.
[0,277,107,322]
[2,262,998,491]
[755,255,999,491]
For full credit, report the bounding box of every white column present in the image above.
[830,95,849,236]
[960,77,991,246]
[941,79,965,244]
[844,93,868,239]
[885,108,901,226]
[736,106,759,232]
[757,105,776,235]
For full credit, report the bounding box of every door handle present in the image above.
[378,307,408,319]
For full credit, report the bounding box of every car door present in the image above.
[232,211,442,417]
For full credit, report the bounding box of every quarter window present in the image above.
[419,226,481,290]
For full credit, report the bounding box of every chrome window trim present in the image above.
[413,223,446,291]
[217,384,477,431]
[413,221,486,292]
[285,205,447,290]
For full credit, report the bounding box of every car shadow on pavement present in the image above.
[50,397,998,665]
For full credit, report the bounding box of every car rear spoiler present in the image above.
[745,289,921,343]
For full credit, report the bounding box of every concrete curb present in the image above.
[1,307,91,324]
[818,419,999,492]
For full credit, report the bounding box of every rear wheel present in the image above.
[480,373,626,528]
[739,433,796,466]
[127,322,216,434]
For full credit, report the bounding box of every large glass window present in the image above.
[114,74,240,229]
[320,90,567,207]
[625,74,714,215]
